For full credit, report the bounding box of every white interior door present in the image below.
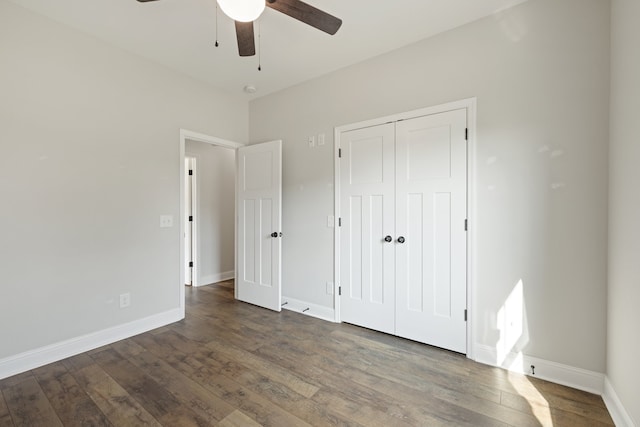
[395,109,467,353]
[339,123,396,333]
[236,140,282,311]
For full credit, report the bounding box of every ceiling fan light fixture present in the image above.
[217,0,265,22]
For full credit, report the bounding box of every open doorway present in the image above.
[179,130,244,317]
[184,141,236,287]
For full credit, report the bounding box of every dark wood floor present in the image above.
[0,280,613,426]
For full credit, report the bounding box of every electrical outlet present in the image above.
[318,133,325,146]
[326,282,334,295]
[119,293,131,308]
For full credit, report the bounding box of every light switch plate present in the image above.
[326,282,334,295]
[160,215,173,228]
[119,293,131,308]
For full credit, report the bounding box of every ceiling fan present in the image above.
[136,0,342,57]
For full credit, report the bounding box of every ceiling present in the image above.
[10,0,528,98]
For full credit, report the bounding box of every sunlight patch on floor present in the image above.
[508,370,553,426]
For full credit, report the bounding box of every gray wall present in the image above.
[0,1,248,359]
[608,0,640,424]
[5,0,632,413]
[249,0,610,373]
[185,141,236,285]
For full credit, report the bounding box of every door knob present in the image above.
[384,235,392,242]
[271,232,278,238]
[397,236,405,244]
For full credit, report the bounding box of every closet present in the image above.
[338,108,468,353]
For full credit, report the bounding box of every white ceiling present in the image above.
[10,0,528,98]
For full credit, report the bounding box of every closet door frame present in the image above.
[333,97,477,359]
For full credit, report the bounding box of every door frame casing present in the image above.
[184,155,197,286]
[179,129,244,318]
[333,98,477,359]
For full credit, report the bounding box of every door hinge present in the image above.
[338,148,342,158]
[189,261,193,268]
[465,128,468,141]
[464,219,468,231]
[464,309,468,322]
[338,286,342,296]
[338,217,342,227]
[189,169,193,176]
[189,216,193,222]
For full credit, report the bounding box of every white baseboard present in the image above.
[603,376,636,427]
[197,270,234,287]
[474,344,604,395]
[281,296,336,323]
[0,308,183,380]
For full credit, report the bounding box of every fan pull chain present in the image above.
[258,20,262,71]
[214,3,219,47]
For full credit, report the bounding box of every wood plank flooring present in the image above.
[0,280,614,426]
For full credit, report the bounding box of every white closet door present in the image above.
[395,109,467,353]
[340,123,396,333]
[236,140,282,312]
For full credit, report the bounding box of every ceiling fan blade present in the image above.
[235,21,256,57]
[266,0,342,35]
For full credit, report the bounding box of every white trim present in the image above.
[192,156,198,286]
[234,151,239,301]
[603,376,637,427]
[335,98,477,133]
[0,308,181,380]
[180,129,244,150]
[281,296,336,323]
[179,129,244,315]
[474,344,605,395]
[185,154,199,287]
[198,270,235,287]
[333,98,477,355]
[466,98,477,360]
[333,126,342,323]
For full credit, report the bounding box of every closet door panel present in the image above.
[395,109,467,353]
[340,123,396,333]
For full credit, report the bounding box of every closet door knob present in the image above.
[397,236,405,244]
[384,235,392,242]
[270,232,278,238]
